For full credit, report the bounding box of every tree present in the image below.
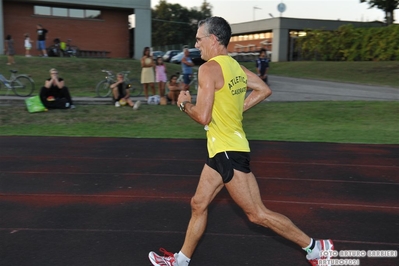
[360,0,399,25]
[151,0,213,47]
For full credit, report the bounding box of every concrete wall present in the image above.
[134,8,152,59]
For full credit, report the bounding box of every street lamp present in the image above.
[253,6,262,20]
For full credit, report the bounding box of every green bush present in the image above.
[297,24,399,61]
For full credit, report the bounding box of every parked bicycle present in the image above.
[176,72,198,94]
[0,70,35,97]
[48,38,79,57]
[95,70,142,98]
[63,39,79,57]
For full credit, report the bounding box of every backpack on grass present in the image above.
[25,96,47,113]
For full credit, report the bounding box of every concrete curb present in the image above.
[0,96,148,106]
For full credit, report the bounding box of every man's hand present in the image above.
[177,90,192,106]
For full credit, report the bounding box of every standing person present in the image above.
[4,35,15,65]
[111,72,141,110]
[39,68,74,109]
[148,16,334,266]
[155,57,167,98]
[36,24,48,57]
[24,33,33,57]
[181,48,194,91]
[141,47,155,100]
[256,48,269,85]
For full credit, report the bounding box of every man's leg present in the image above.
[41,41,48,56]
[225,170,311,247]
[149,164,224,266]
[225,170,334,265]
[183,74,190,91]
[180,164,225,258]
[58,87,74,105]
[112,87,119,101]
[39,87,50,108]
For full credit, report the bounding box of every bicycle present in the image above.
[48,38,79,57]
[176,72,198,94]
[0,70,35,97]
[95,70,142,98]
[62,39,80,57]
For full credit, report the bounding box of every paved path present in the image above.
[1,76,398,106]
[267,76,399,102]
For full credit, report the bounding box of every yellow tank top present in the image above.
[206,55,250,157]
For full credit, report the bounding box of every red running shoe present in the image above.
[307,239,335,266]
[148,248,177,266]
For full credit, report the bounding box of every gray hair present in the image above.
[198,17,231,47]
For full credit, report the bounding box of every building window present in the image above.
[34,5,101,19]
[34,6,50,16]
[70,9,84,18]
[53,7,68,17]
[85,10,101,19]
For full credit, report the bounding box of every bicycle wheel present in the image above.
[95,80,112,97]
[128,78,142,96]
[12,76,35,97]
[72,46,80,57]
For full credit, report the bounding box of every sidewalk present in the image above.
[2,75,397,106]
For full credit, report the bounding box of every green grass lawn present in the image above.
[268,61,399,87]
[1,101,398,144]
[1,56,398,144]
[0,56,398,98]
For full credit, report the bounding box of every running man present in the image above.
[148,16,334,266]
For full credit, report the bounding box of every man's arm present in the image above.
[124,86,130,98]
[44,77,64,89]
[255,59,261,75]
[110,80,123,89]
[242,65,272,112]
[53,78,64,89]
[177,61,219,125]
[264,61,269,76]
[44,79,52,89]
[181,56,194,67]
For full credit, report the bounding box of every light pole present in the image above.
[253,6,262,20]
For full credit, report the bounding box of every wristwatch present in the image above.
[179,101,190,112]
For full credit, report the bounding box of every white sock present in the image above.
[303,238,314,253]
[305,239,321,260]
[176,251,190,266]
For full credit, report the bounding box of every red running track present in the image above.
[0,136,398,266]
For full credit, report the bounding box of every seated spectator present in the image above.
[39,68,75,109]
[166,74,180,105]
[111,73,141,110]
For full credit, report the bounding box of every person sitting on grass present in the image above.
[111,73,141,110]
[166,74,181,105]
[39,68,75,109]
